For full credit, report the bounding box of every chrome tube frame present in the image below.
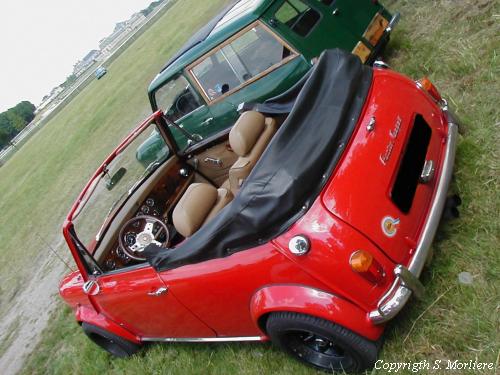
[369,108,459,324]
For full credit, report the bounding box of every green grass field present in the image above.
[0,0,497,373]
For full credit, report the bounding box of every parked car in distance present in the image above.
[146,0,399,150]
[95,66,107,80]
[60,50,460,373]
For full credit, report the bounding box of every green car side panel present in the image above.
[261,0,356,60]
[144,0,394,154]
[261,0,387,60]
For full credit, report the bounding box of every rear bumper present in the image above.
[369,107,459,324]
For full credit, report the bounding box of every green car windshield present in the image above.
[72,121,169,250]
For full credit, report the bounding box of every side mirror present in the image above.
[105,167,127,190]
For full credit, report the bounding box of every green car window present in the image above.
[190,23,295,102]
[154,75,202,122]
[275,0,320,37]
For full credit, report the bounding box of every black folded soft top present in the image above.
[145,49,373,271]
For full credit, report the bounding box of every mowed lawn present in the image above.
[0,0,230,312]
[6,0,499,374]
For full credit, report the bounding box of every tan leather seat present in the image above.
[227,111,277,195]
[172,183,233,237]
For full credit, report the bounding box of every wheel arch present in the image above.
[75,304,141,344]
[250,285,384,341]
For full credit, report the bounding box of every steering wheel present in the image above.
[118,215,170,261]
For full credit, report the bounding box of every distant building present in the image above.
[37,86,64,112]
[128,12,146,30]
[99,22,129,54]
[73,49,101,77]
[99,12,147,55]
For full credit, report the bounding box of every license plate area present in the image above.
[391,115,432,213]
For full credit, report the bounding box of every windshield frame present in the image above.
[63,111,175,275]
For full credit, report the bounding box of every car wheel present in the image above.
[82,322,142,357]
[266,312,378,373]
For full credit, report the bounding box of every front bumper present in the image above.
[369,107,459,324]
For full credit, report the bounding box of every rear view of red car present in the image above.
[59,49,459,373]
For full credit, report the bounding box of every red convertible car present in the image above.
[60,50,460,372]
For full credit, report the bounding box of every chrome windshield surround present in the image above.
[369,108,459,324]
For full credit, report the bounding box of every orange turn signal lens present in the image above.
[350,250,386,284]
[418,77,433,91]
[350,250,373,273]
[417,77,443,103]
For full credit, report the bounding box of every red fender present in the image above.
[250,285,383,341]
[75,305,141,344]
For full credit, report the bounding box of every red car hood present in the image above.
[322,70,448,264]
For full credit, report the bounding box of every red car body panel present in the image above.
[272,198,396,313]
[60,67,454,347]
[157,245,326,337]
[76,305,141,344]
[90,266,216,338]
[322,70,448,265]
[250,285,383,341]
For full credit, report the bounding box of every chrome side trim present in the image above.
[369,115,459,324]
[385,12,401,33]
[141,336,264,343]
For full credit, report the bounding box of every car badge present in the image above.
[379,116,402,165]
[381,216,400,237]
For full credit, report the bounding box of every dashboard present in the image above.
[100,160,193,272]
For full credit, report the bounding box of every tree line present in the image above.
[0,101,36,149]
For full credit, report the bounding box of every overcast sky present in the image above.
[0,0,154,112]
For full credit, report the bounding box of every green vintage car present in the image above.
[138,0,399,165]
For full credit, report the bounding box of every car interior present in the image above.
[96,111,280,272]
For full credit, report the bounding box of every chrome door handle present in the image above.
[202,117,214,125]
[83,280,100,295]
[147,287,168,297]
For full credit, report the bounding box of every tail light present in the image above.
[417,77,443,103]
[350,250,386,284]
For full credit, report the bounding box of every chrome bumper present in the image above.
[369,109,459,324]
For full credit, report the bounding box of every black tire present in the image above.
[82,322,142,358]
[266,312,378,373]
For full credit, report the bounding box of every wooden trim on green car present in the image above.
[186,20,300,106]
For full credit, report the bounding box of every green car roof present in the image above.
[148,0,274,94]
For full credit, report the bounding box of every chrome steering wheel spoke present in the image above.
[144,221,155,235]
[118,215,170,261]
